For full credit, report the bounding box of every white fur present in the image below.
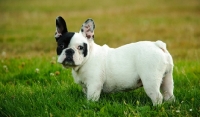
[57,19,175,105]
[59,32,175,105]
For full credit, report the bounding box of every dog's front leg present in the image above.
[79,83,87,95]
[87,83,102,101]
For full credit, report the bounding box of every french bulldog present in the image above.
[54,16,175,105]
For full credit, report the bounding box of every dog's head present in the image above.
[54,16,95,68]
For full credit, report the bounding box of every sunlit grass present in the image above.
[0,0,200,116]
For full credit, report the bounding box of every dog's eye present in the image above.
[59,44,65,49]
[78,45,84,50]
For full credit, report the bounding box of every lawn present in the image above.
[0,0,200,116]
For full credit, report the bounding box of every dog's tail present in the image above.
[155,40,174,67]
[155,40,167,53]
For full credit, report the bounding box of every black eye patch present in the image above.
[56,32,75,55]
[83,43,88,57]
[56,47,63,55]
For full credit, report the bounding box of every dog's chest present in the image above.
[72,70,83,84]
[72,69,93,85]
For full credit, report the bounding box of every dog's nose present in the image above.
[65,48,75,55]
[65,49,75,62]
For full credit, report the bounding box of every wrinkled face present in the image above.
[57,33,88,67]
[54,16,95,68]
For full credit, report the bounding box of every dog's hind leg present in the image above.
[161,70,175,102]
[140,73,163,106]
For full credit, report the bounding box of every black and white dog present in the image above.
[54,16,175,105]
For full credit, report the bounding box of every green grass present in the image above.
[0,0,200,116]
[0,58,200,116]
[0,57,200,116]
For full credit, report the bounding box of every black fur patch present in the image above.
[83,43,88,57]
[56,32,75,55]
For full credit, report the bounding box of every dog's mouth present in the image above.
[62,63,76,67]
[61,60,77,68]
[62,64,78,68]
[57,54,76,67]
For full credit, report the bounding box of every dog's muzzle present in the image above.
[64,49,75,62]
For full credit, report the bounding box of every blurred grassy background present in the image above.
[0,0,200,60]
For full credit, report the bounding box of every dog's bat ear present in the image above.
[56,16,68,33]
[55,16,68,39]
[79,18,95,40]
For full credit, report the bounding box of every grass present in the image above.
[0,57,200,116]
[1,58,200,116]
[0,0,200,116]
